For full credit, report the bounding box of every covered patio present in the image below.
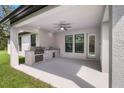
[31,57,108,88]
[15,57,108,88]
[2,5,109,88]
[16,57,108,88]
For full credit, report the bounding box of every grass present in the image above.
[0,50,53,88]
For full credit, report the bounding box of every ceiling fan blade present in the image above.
[65,26,72,28]
[54,25,61,28]
[54,21,72,31]
[64,28,68,31]
[54,24,60,26]
[65,23,71,25]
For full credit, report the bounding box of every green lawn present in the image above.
[0,50,53,88]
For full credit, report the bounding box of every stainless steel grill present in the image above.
[34,47,44,54]
[31,47,45,62]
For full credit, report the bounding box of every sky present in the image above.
[0,5,20,21]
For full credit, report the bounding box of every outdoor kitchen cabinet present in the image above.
[25,49,60,65]
[25,51,35,65]
[44,51,53,59]
[43,50,60,60]
[25,50,44,65]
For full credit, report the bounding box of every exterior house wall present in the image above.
[112,6,124,87]
[39,30,55,48]
[36,31,41,46]
[54,28,100,60]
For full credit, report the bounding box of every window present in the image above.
[65,35,73,52]
[75,34,84,53]
[31,34,36,47]
[19,37,22,51]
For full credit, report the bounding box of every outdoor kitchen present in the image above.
[25,47,60,65]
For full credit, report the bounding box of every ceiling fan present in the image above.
[54,21,72,31]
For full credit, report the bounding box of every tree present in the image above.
[0,26,7,50]
[0,5,19,50]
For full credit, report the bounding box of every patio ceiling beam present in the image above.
[0,6,26,24]
[0,5,48,24]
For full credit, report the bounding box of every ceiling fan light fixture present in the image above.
[54,21,71,31]
[60,27,65,31]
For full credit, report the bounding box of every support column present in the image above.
[100,6,109,73]
[101,21,109,73]
[10,27,19,67]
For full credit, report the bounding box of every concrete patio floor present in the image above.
[28,57,108,88]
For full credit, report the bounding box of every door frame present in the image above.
[87,34,96,58]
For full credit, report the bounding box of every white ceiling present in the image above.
[18,5,105,32]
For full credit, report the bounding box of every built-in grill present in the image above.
[34,47,44,54]
[31,47,44,62]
